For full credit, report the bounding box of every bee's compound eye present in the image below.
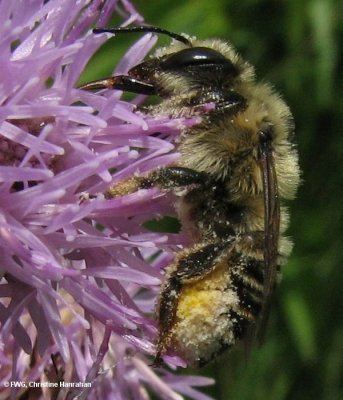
[161,47,238,75]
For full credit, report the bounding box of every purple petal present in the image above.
[0,1,214,398]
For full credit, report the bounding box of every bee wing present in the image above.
[258,137,280,339]
[244,137,280,357]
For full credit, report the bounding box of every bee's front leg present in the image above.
[105,166,210,198]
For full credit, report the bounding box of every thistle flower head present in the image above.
[0,0,214,399]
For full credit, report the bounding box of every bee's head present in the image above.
[127,35,255,97]
[81,26,254,99]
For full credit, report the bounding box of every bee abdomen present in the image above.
[169,252,266,366]
[230,256,265,320]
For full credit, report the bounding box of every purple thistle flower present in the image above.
[0,1,214,399]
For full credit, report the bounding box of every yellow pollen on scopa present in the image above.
[176,264,229,320]
[177,286,220,319]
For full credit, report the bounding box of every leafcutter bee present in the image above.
[80,26,300,367]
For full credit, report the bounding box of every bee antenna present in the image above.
[93,26,192,46]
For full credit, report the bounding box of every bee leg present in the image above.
[154,238,234,365]
[104,176,147,198]
[141,167,210,189]
[105,166,210,198]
